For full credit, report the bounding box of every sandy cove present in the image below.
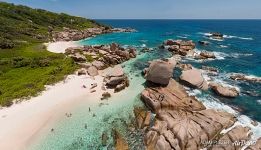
[0,42,113,150]
[44,41,79,53]
[0,72,114,150]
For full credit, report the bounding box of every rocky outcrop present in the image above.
[162,39,196,56]
[209,83,239,98]
[104,65,129,92]
[52,27,135,42]
[66,43,137,75]
[180,69,208,90]
[208,32,224,40]
[144,109,236,150]
[195,51,216,59]
[211,125,251,150]
[230,73,261,83]
[144,59,176,85]
[141,79,206,113]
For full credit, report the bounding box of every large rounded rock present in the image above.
[209,83,239,98]
[106,65,124,77]
[180,69,208,90]
[145,60,175,85]
[87,66,98,76]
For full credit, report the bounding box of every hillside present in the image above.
[0,2,105,106]
[0,2,104,49]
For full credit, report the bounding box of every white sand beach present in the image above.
[45,41,80,53]
[0,41,112,150]
[0,73,114,150]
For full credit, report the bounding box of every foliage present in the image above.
[0,2,107,106]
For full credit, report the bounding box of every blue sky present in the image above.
[3,0,261,19]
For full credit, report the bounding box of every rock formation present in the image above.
[141,79,206,113]
[209,83,239,98]
[180,68,208,90]
[144,59,176,85]
[211,125,251,150]
[230,73,261,83]
[162,39,196,56]
[207,32,224,40]
[104,65,129,92]
[52,27,135,42]
[195,51,216,59]
[140,78,240,150]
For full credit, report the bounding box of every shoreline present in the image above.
[0,39,117,150]
[44,41,80,53]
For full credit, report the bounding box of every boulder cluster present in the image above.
[103,65,129,93]
[161,39,217,60]
[162,39,196,56]
[65,43,136,77]
[140,78,247,150]
[137,55,258,149]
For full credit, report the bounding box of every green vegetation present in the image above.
[0,2,105,106]
[85,54,95,62]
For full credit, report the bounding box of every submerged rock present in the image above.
[198,40,210,45]
[102,132,108,146]
[133,107,151,129]
[113,130,129,150]
[180,69,208,90]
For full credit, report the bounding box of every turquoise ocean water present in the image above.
[29,20,261,150]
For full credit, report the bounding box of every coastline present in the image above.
[0,25,260,149]
[0,41,112,150]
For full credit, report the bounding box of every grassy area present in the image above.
[0,43,78,106]
[0,2,107,106]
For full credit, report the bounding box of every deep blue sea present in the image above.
[30,20,261,150]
